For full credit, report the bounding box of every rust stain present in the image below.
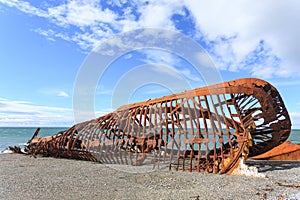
[13,78,293,174]
[250,141,300,161]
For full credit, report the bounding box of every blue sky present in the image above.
[0,0,300,128]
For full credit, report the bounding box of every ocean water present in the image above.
[0,127,68,153]
[0,127,299,153]
[289,129,300,144]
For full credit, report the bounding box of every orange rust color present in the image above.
[251,141,300,161]
[16,78,292,174]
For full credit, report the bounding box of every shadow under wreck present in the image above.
[12,78,296,175]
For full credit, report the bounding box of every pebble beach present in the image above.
[0,154,299,200]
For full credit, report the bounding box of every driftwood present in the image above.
[19,78,292,174]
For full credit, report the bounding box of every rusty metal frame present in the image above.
[24,78,291,174]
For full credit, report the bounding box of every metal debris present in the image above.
[21,78,291,174]
[250,141,300,161]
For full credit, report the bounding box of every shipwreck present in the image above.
[12,78,297,175]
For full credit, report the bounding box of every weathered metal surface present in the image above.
[250,141,300,161]
[22,78,291,174]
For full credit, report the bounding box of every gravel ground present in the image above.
[0,154,299,200]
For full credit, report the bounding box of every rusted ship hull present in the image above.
[250,141,300,161]
[19,78,291,174]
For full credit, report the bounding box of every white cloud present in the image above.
[0,97,112,126]
[183,0,300,78]
[47,0,117,27]
[140,50,201,82]
[0,98,74,126]
[140,49,180,67]
[250,65,276,79]
[57,91,69,97]
[135,0,180,30]
[1,0,300,79]
[38,88,70,98]
[0,0,184,49]
[0,0,48,17]
[123,53,132,59]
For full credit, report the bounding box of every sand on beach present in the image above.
[0,154,299,200]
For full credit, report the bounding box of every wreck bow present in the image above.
[23,78,291,174]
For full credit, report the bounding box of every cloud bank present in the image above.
[0,98,73,127]
[1,0,299,78]
[1,0,299,127]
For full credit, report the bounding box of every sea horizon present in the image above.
[1,127,299,153]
